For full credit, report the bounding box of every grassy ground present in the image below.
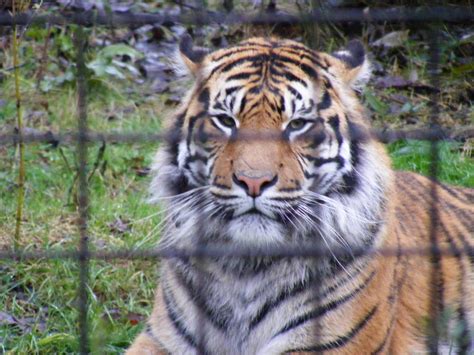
[1,23,473,355]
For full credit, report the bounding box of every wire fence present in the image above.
[2,2,474,354]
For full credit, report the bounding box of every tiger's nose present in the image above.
[233,172,277,197]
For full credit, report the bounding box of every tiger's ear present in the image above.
[331,40,372,91]
[177,34,209,77]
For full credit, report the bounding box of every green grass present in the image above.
[0,71,167,353]
[389,140,474,187]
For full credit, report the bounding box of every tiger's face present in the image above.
[153,37,385,247]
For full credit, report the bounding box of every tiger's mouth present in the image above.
[222,198,284,223]
[234,208,281,222]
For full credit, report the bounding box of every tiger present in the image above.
[126,36,474,354]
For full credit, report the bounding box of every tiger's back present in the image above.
[390,172,474,353]
[127,36,474,354]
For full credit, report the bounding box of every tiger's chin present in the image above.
[225,213,287,246]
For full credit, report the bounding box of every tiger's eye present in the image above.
[289,119,306,130]
[217,115,236,128]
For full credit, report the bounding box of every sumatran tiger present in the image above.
[127,36,474,354]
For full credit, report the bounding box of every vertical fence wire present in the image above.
[74,25,90,354]
[426,25,441,354]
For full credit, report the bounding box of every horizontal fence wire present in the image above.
[1,243,474,261]
[1,6,474,27]
[1,126,474,146]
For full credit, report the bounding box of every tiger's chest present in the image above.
[162,257,373,354]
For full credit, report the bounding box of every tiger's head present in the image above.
[151,36,392,251]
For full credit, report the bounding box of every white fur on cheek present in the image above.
[148,149,180,201]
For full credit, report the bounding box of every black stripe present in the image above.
[286,306,378,352]
[275,274,374,337]
[303,154,344,167]
[247,85,261,95]
[324,78,333,89]
[212,182,231,190]
[269,65,308,87]
[195,121,209,144]
[265,98,277,112]
[249,277,315,330]
[162,288,199,349]
[185,152,208,164]
[282,70,308,87]
[337,172,358,195]
[371,313,395,354]
[439,212,472,352]
[244,100,261,115]
[306,269,376,305]
[283,45,328,69]
[336,120,363,195]
[212,194,239,200]
[186,111,207,150]
[273,55,318,78]
[227,71,259,81]
[303,125,326,149]
[212,102,223,111]
[166,112,186,166]
[457,306,471,353]
[451,221,474,268]
[278,186,301,193]
[173,268,232,332]
[328,115,343,145]
[443,200,474,231]
[438,182,474,204]
[212,46,266,62]
[198,87,209,110]
[239,95,247,114]
[145,323,153,335]
[215,256,281,277]
[279,95,286,114]
[225,86,240,96]
[229,95,236,112]
[211,54,269,76]
[304,170,319,179]
[316,91,331,111]
[209,117,224,133]
[279,47,319,64]
[287,85,302,100]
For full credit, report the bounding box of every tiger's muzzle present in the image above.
[233,172,278,197]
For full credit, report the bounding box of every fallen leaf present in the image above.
[0,311,17,326]
[374,76,438,93]
[0,311,47,333]
[127,312,145,326]
[134,167,150,177]
[109,217,131,235]
[371,30,409,48]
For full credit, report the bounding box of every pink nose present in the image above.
[233,173,276,197]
